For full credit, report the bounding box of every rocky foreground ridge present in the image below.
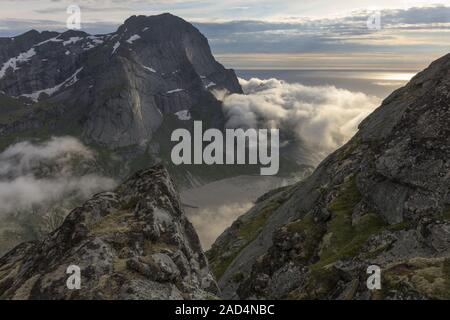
[0,165,218,299]
[209,53,450,299]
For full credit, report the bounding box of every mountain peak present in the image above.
[123,13,182,25]
[358,52,450,143]
[0,164,219,299]
[59,29,89,39]
[119,13,195,35]
[0,13,241,148]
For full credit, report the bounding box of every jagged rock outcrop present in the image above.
[0,13,241,153]
[210,53,450,300]
[0,165,218,299]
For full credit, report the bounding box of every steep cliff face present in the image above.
[0,165,218,299]
[0,14,241,148]
[211,53,450,299]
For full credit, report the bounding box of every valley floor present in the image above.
[181,175,298,249]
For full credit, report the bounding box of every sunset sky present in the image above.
[1,0,449,69]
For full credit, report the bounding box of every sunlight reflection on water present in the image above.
[236,70,418,98]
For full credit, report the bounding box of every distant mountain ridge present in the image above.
[0,13,241,148]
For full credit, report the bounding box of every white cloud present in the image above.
[217,77,380,158]
[0,136,116,215]
[188,201,254,249]
[0,175,115,214]
[0,136,93,176]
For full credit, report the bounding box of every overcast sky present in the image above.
[0,0,449,69]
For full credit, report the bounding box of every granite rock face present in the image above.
[210,53,450,300]
[0,165,218,299]
[0,14,241,148]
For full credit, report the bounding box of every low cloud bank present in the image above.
[0,136,116,216]
[188,202,254,249]
[0,136,93,177]
[217,77,380,159]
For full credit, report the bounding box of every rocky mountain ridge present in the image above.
[0,14,242,147]
[0,165,218,299]
[209,53,450,300]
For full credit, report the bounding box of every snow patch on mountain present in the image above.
[111,41,120,54]
[63,37,83,46]
[175,110,191,121]
[82,36,105,50]
[205,81,216,89]
[0,48,36,79]
[34,36,63,47]
[87,35,104,44]
[126,34,141,44]
[142,65,157,73]
[21,67,83,102]
[166,88,184,94]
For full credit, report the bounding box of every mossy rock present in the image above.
[238,202,280,241]
[440,205,450,220]
[89,210,134,236]
[387,220,414,232]
[208,200,284,280]
[382,257,450,299]
[232,272,245,283]
[288,266,340,299]
[285,214,326,264]
[313,175,386,268]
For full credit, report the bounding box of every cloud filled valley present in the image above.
[0,137,116,254]
[183,78,382,249]
[218,77,381,160]
[0,76,384,254]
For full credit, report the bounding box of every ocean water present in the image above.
[236,69,417,99]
